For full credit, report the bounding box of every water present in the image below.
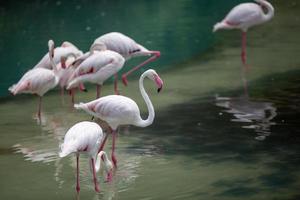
[1,0,300,200]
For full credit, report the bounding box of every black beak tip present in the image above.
[157,87,162,93]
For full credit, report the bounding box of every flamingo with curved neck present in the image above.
[59,121,113,193]
[74,69,163,167]
[213,0,274,66]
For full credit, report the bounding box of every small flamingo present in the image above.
[9,40,59,118]
[90,32,161,86]
[213,0,274,65]
[74,69,163,167]
[59,121,113,193]
[67,49,125,98]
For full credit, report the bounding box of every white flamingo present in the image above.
[213,0,274,65]
[90,32,161,87]
[33,41,83,70]
[74,69,163,167]
[59,121,113,193]
[9,40,59,118]
[67,49,125,98]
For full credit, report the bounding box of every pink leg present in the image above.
[114,73,120,95]
[76,154,80,193]
[241,31,248,67]
[91,158,100,192]
[111,129,118,168]
[96,84,102,99]
[122,51,161,86]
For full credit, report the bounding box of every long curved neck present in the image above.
[257,0,274,22]
[136,73,155,127]
[94,151,110,172]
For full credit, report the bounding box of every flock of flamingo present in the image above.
[8,0,274,193]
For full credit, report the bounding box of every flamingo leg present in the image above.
[121,51,161,86]
[76,153,80,193]
[96,84,102,99]
[37,96,42,119]
[111,129,118,168]
[241,31,248,67]
[114,73,120,95]
[91,158,100,192]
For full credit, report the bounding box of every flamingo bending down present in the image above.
[90,32,161,86]
[74,69,163,167]
[213,0,274,65]
[59,121,113,193]
[33,41,83,70]
[67,50,125,98]
[8,40,59,118]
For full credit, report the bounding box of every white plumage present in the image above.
[213,0,274,65]
[59,121,113,193]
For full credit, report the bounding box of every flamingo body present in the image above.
[9,68,58,96]
[93,32,150,60]
[67,50,125,97]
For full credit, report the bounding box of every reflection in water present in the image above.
[216,96,277,140]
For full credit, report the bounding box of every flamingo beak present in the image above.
[154,74,163,93]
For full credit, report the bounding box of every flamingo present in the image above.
[90,32,161,86]
[33,41,83,70]
[59,121,113,193]
[74,69,163,167]
[67,49,125,98]
[9,40,59,118]
[213,0,274,65]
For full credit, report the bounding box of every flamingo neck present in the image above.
[136,72,155,127]
[95,151,111,172]
[49,52,58,74]
[256,0,274,22]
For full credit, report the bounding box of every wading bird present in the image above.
[89,32,161,86]
[213,0,274,65]
[9,40,59,118]
[59,121,113,193]
[67,49,125,98]
[74,69,163,167]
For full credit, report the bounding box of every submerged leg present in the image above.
[91,158,100,192]
[121,51,161,86]
[76,153,80,193]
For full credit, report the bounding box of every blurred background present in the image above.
[0,0,300,200]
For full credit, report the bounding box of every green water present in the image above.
[1,0,300,200]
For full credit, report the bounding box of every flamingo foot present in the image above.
[121,74,128,86]
[94,184,100,193]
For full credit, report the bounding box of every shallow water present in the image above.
[1,0,300,200]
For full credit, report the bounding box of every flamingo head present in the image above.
[48,40,55,58]
[146,69,164,93]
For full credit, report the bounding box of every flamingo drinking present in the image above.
[213,0,274,65]
[59,121,113,193]
[74,69,163,167]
